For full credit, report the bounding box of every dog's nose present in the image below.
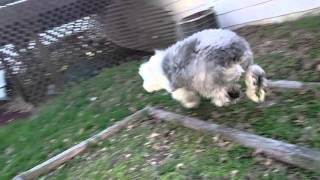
[228,90,240,99]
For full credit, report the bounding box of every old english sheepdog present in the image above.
[139,29,267,108]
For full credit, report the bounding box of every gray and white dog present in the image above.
[139,29,267,108]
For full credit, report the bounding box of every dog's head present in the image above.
[139,50,169,93]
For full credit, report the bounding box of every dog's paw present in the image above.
[211,97,230,107]
[172,88,200,109]
[245,65,267,103]
[183,101,200,109]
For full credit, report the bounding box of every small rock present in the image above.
[125,154,132,158]
[93,114,100,118]
[219,156,227,163]
[86,52,95,56]
[316,64,320,72]
[212,135,220,142]
[100,148,107,152]
[183,136,189,142]
[264,158,273,166]
[257,100,277,108]
[196,137,203,144]
[264,40,273,46]
[152,144,161,150]
[169,130,175,135]
[5,147,14,155]
[128,107,137,112]
[252,149,263,156]
[192,112,198,116]
[293,115,306,125]
[212,112,221,119]
[143,153,150,158]
[195,149,205,153]
[144,140,152,146]
[302,59,314,70]
[57,164,65,170]
[217,140,230,147]
[90,97,97,101]
[126,125,134,130]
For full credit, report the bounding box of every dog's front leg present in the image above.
[210,88,231,107]
[171,88,200,108]
[245,64,267,103]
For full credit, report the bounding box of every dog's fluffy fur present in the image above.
[139,29,267,108]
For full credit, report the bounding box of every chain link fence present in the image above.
[0,0,217,107]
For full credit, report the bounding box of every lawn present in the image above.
[1,15,320,179]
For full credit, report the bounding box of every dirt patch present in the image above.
[237,25,320,59]
[0,96,33,125]
[0,111,31,125]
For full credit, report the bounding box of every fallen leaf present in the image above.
[149,133,160,138]
[125,154,132,158]
[230,170,239,177]
[176,163,184,169]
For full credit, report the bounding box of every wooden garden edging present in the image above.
[267,80,320,90]
[13,108,148,180]
[147,107,320,172]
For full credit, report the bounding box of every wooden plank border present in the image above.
[147,107,320,172]
[13,108,149,180]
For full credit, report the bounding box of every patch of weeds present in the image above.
[289,15,320,32]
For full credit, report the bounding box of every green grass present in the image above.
[0,62,181,179]
[46,119,318,179]
[47,121,256,179]
[1,15,320,179]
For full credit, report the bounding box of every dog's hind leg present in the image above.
[245,64,267,103]
[171,88,200,108]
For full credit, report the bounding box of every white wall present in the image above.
[213,0,320,28]
[160,0,320,28]
[0,70,6,100]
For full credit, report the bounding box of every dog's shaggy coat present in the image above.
[139,29,266,108]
